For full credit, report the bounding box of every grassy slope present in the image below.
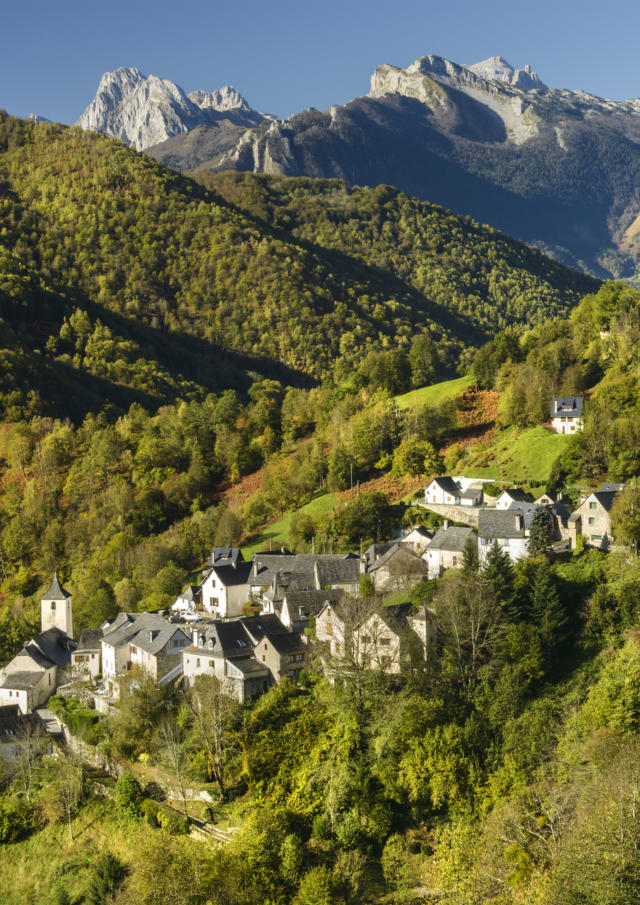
[243,492,337,556]
[394,375,473,409]
[461,425,572,485]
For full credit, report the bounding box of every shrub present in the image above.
[157,807,189,835]
[140,798,160,827]
[115,772,143,819]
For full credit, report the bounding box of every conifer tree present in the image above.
[528,506,554,557]
[530,560,567,664]
[462,535,479,575]
[481,540,515,612]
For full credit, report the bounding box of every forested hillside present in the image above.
[0,112,596,422]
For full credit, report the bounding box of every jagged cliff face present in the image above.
[76,68,263,150]
[187,53,640,282]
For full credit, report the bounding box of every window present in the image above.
[379,638,391,647]
[589,502,597,509]
[452,556,457,566]
[588,517,595,526]
[51,601,56,611]
[592,535,602,541]
[287,655,295,663]
[196,658,200,668]
[326,622,333,636]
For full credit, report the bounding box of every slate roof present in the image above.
[41,572,71,600]
[507,501,554,532]
[498,488,534,504]
[550,396,584,418]
[250,553,356,589]
[102,612,189,657]
[283,589,344,619]
[27,628,75,670]
[228,657,269,675]
[0,672,43,691]
[315,558,361,585]
[429,476,460,496]
[428,526,476,552]
[260,632,307,655]
[598,483,624,494]
[178,586,201,602]
[364,542,395,569]
[0,705,42,737]
[239,614,290,645]
[592,491,619,513]
[368,543,426,572]
[207,561,253,587]
[478,509,526,539]
[76,629,103,651]
[209,547,244,567]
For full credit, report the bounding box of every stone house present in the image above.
[425,526,476,578]
[550,397,584,434]
[71,629,103,679]
[101,612,191,694]
[280,589,344,632]
[255,632,308,683]
[316,600,434,673]
[396,525,433,556]
[0,706,48,762]
[368,544,428,592]
[568,484,623,549]
[477,509,528,563]
[182,622,270,702]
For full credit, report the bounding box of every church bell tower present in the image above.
[41,572,73,639]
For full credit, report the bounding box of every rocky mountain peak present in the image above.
[77,68,262,151]
[466,56,547,90]
[188,86,250,113]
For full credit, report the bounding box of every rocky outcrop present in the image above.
[76,67,264,151]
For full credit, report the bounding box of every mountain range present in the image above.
[76,67,266,154]
[73,55,640,283]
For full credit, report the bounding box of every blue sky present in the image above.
[4,0,640,122]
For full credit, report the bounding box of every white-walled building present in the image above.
[550,397,584,434]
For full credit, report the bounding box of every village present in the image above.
[0,391,626,761]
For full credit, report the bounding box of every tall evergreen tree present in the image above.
[461,535,480,575]
[481,540,515,612]
[530,560,567,665]
[528,506,554,557]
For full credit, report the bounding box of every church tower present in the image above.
[41,573,73,639]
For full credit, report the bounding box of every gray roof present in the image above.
[209,547,244,567]
[250,553,356,589]
[229,657,269,676]
[260,633,307,655]
[283,589,344,619]
[430,476,460,496]
[194,621,253,658]
[478,509,525,539]
[428,526,476,552]
[178,586,201,602]
[102,612,189,657]
[498,488,534,504]
[551,396,584,418]
[207,561,253,587]
[26,628,75,670]
[0,672,43,691]
[592,491,619,513]
[364,542,395,568]
[598,483,624,494]
[76,629,103,651]
[368,543,426,572]
[507,502,554,532]
[239,614,290,645]
[41,572,71,601]
[315,558,361,585]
